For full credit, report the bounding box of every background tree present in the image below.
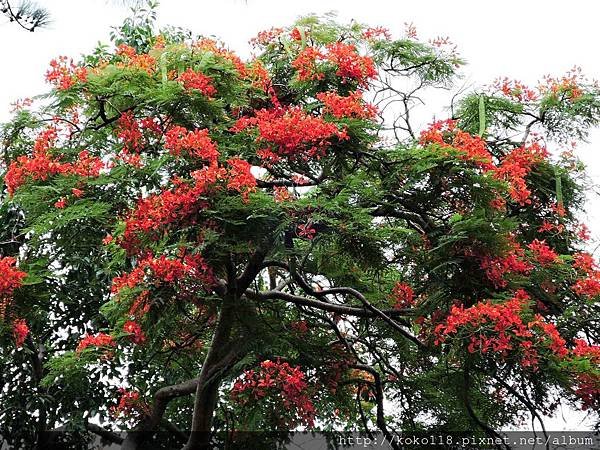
[0,0,49,31]
[1,4,600,449]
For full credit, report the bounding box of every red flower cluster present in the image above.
[528,316,568,358]
[115,44,156,74]
[572,277,600,299]
[316,91,377,119]
[419,120,493,170]
[493,77,538,102]
[232,106,347,161]
[121,166,224,249]
[231,360,316,427]
[123,320,146,345]
[493,143,548,205]
[326,42,378,86]
[390,282,415,309]
[76,332,116,354]
[420,122,548,206]
[290,320,309,334]
[572,339,600,363]
[111,253,214,296]
[537,220,564,234]
[5,129,104,196]
[539,68,585,102]
[164,126,219,163]
[110,388,144,418]
[292,47,325,81]
[273,186,292,203]
[297,223,316,240]
[249,27,285,47]
[434,290,570,369]
[116,112,162,153]
[177,68,217,97]
[362,26,391,41]
[45,56,88,90]
[571,252,600,299]
[246,59,271,93]
[573,252,597,273]
[574,373,600,410]
[527,239,559,266]
[0,257,27,299]
[12,319,30,348]
[291,43,377,86]
[192,38,247,78]
[479,240,532,288]
[226,158,257,201]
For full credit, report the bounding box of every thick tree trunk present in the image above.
[184,298,236,450]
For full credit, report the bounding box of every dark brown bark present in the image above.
[184,297,237,450]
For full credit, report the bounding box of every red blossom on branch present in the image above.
[45,56,88,90]
[177,68,217,97]
[231,360,316,427]
[76,332,116,354]
[390,282,415,309]
[0,257,27,299]
[123,320,146,345]
[164,126,219,163]
[12,319,29,348]
[316,91,377,119]
[232,106,348,161]
[527,239,559,266]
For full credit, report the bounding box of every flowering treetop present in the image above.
[1,6,600,450]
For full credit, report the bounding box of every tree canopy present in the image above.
[1,5,600,450]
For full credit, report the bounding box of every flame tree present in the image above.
[1,7,600,450]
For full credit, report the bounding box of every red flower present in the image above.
[297,224,316,240]
[479,240,532,288]
[572,277,600,299]
[5,129,104,196]
[572,339,600,364]
[362,27,391,41]
[12,319,29,348]
[231,360,316,428]
[574,373,600,410]
[292,47,324,81]
[177,68,217,97]
[273,186,292,203]
[54,197,67,209]
[164,126,219,163]
[291,320,309,334]
[123,321,146,345]
[433,290,570,368]
[0,257,27,299]
[573,252,597,274]
[390,282,415,309]
[111,253,215,297]
[576,223,591,241]
[232,106,347,162]
[110,388,145,418]
[325,42,378,86]
[121,166,225,251]
[250,27,285,47]
[316,91,377,119]
[226,158,257,201]
[419,120,494,170]
[76,332,116,354]
[45,56,87,90]
[527,239,559,266]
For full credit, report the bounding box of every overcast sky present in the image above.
[1,0,599,430]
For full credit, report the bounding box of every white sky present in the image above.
[1,0,599,431]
